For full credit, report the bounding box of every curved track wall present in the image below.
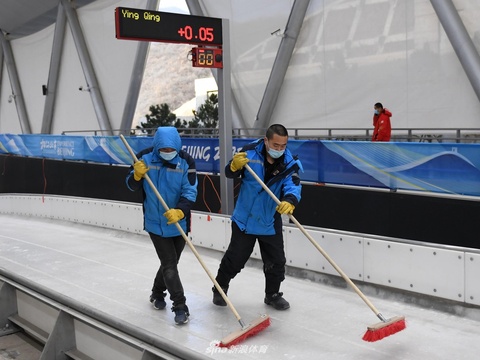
[1,154,479,248]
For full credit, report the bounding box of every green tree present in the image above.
[183,117,201,135]
[137,93,219,136]
[192,92,218,135]
[137,103,186,134]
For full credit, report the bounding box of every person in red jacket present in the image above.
[372,102,392,141]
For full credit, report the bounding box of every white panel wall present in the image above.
[54,0,148,134]
[74,320,143,360]
[0,194,144,234]
[199,0,480,131]
[0,59,22,133]
[199,0,292,129]
[285,228,364,281]
[2,194,480,306]
[364,240,465,302]
[190,212,228,251]
[54,19,99,134]
[190,214,262,259]
[465,253,480,306]
[16,290,59,337]
[0,0,149,134]
[5,26,53,134]
[3,0,480,133]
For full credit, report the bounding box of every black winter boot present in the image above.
[264,292,290,310]
[149,293,167,310]
[172,304,189,325]
[212,286,228,306]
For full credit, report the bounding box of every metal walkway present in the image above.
[1,214,480,359]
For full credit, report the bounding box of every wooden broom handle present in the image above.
[119,135,243,323]
[244,164,381,316]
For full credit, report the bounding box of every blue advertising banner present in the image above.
[1,134,479,196]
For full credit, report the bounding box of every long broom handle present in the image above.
[244,164,382,317]
[119,135,244,325]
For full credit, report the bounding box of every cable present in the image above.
[201,175,213,213]
[202,174,221,213]
[201,174,242,214]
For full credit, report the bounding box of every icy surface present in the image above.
[1,215,479,359]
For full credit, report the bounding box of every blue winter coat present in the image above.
[227,139,302,236]
[126,127,197,237]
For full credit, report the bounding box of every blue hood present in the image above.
[153,127,181,154]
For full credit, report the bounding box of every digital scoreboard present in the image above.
[191,47,223,69]
[115,7,223,46]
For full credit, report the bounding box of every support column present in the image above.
[40,311,76,360]
[120,0,159,135]
[0,44,3,106]
[254,0,310,135]
[185,0,203,16]
[0,282,20,336]
[185,0,235,214]
[0,31,32,134]
[185,0,248,132]
[60,0,113,135]
[217,18,234,215]
[41,3,67,134]
[430,0,480,103]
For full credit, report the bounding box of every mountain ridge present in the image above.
[133,42,212,126]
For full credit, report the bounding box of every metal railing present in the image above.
[0,268,210,360]
[60,127,480,143]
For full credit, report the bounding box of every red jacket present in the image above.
[372,108,392,141]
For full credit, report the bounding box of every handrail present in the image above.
[60,127,480,143]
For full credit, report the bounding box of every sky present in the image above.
[158,0,189,13]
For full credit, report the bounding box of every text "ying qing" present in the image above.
[122,9,161,23]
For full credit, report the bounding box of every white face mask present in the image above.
[159,151,177,161]
[268,148,285,159]
[265,142,285,159]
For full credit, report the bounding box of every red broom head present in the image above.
[362,316,406,342]
[217,316,271,348]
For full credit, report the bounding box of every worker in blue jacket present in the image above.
[126,126,197,325]
[212,124,302,310]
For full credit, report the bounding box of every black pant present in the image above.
[216,221,286,295]
[149,233,186,307]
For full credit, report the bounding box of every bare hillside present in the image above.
[133,42,212,126]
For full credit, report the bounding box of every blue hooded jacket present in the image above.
[126,127,197,237]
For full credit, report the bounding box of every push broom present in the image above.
[120,135,270,347]
[244,164,406,342]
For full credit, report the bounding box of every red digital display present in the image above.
[191,47,223,68]
[178,26,214,43]
[115,7,223,46]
